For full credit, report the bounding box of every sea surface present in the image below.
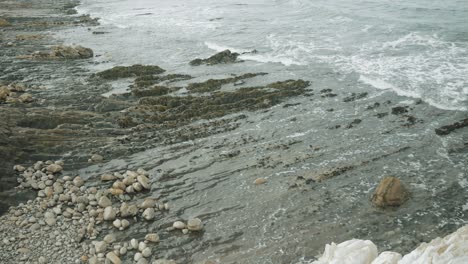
[65,0,468,110]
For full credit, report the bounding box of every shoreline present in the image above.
[1,0,468,263]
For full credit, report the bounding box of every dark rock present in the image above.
[391,106,408,115]
[187,73,267,93]
[435,118,468,136]
[343,92,368,102]
[189,50,240,66]
[376,112,388,118]
[97,64,165,80]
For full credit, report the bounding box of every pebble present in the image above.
[38,256,46,264]
[187,218,203,231]
[121,219,130,229]
[95,241,107,253]
[137,258,149,264]
[101,173,116,181]
[46,164,63,174]
[137,175,150,189]
[103,206,117,221]
[142,247,151,257]
[140,198,156,209]
[254,178,267,185]
[145,233,159,243]
[119,247,127,255]
[138,241,147,251]
[142,208,155,221]
[73,176,85,187]
[130,239,138,249]
[120,203,138,217]
[91,154,104,163]
[173,221,185,230]
[134,252,143,261]
[113,219,122,228]
[106,251,121,264]
[104,234,116,244]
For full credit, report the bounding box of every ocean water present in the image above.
[68,0,468,111]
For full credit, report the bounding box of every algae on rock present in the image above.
[97,64,165,80]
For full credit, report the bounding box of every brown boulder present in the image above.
[371,176,409,207]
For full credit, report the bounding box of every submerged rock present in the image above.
[190,50,240,66]
[97,64,165,80]
[371,177,409,208]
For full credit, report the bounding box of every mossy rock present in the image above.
[97,64,165,80]
[187,72,267,93]
[133,86,170,97]
[133,74,192,88]
[189,50,240,66]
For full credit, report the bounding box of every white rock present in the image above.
[137,258,149,264]
[145,233,159,243]
[187,218,203,231]
[101,174,116,181]
[14,165,26,172]
[134,252,143,261]
[140,198,156,209]
[98,196,112,208]
[399,225,468,264]
[142,208,155,221]
[173,221,185,230]
[312,239,378,264]
[138,241,147,251]
[73,176,84,187]
[120,203,138,217]
[119,247,127,255]
[142,247,151,258]
[137,175,150,189]
[130,239,138,249]
[371,252,402,264]
[113,219,122,228]
[133,182,143,192]
[46,164,63,173]
[104,234,116,244]
[91,154,104,162]
[106,251,121,264]
[121,219,130,229]
[95,241,107,253]
[103,206,117,221]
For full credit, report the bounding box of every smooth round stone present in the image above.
[137,175,150,189]
[91,154,104,162]
[133,182,143,192]
[103,206,117,221]
[104,234,116,244]
[101,174,116,181]
[173,221,185,230]
[145,233,159,243]
[142,208,155,221]
[121,219,130,229]
[38,256,46,264]
[113,219,122,228]
[119,247,127,255]
[130,239,138,249]
[187,218,203,231]
[98,196,112,208]
[254,178,267,185]
[95,241,107,253]
[73,176,85,187]
[140,198,156,209]
[134,252,143,261]
[138,241,147,251]
[106,251,121,264]
[142,247,151,258]
[137,258,148,264]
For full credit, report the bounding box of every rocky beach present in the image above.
[1,0,467,263]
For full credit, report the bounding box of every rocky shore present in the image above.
[1,0,467,263]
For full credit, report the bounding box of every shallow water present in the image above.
[40,0,468,263]
[61,0,468,110]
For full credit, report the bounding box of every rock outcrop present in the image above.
[190,50,240,66]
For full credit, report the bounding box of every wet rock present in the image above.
[145,233,160,243]
[142,208,155,221]
[104,206,117,221]
[190,50,240,66]
[187,218,203,231]
[101,174,116,181]
[371,177,409,207]
[90,154,104,163]
[106,252,121,264]
[113,219,122,229]
[435,118,468,136]
[121,219,130,229]
[153,260,176,264]
[254,178,267,185]
[137,175,150,189]
[104,234,116,244]
[97,64,165,80]
[142,247,152,258]
[95,241,107,253]
[120,203,138,217]
[18,93,33,103]
[140,198,156,209]
[391,106,408,115]
[0,18,11,27]
[173,221,185,230]
[46,164,63,174]
[130,239,139,249]
[186,73,267,93]
[51,45,93,59]
[73,176,84,187]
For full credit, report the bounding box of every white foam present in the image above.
[204,41,252,54]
